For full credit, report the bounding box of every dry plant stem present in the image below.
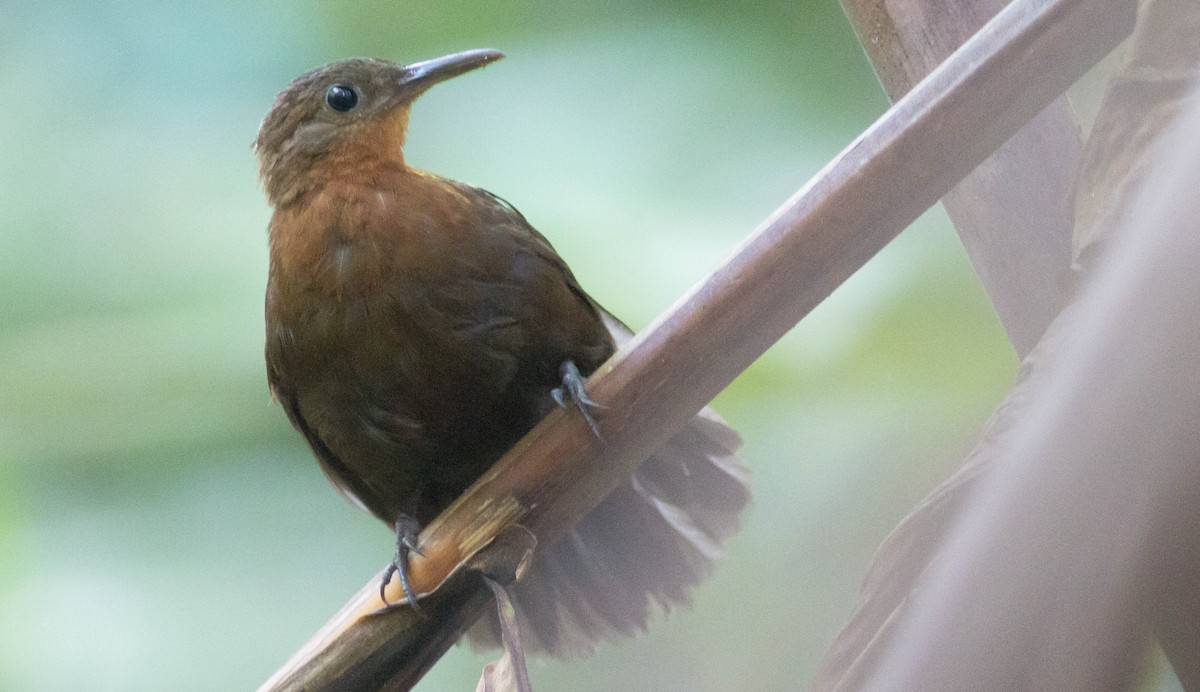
[1073,0,1200,684]
[817,2,1199,689]
[260,0,1132,688]
[815,0,1087,684]
[841,0,1081,357]
[477,578,533,692]
[862,86,1200,692]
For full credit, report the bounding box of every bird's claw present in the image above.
[380,515,425,616]
[552,360,604,441]
[400,532,424,557]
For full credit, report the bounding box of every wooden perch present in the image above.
[812,0,1090,685]
[851,83,1200,691]
[841,0,1082,357]
[260,0,1132,688]
[816,2,1200,689]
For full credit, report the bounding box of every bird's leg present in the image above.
[380,514,424,614]
[551,359,603,440]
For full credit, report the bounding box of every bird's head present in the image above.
[255,49,503,206]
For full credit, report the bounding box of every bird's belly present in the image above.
[281,290,535,521]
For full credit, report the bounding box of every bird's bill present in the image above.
[399,48,505,93]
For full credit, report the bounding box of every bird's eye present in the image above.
[325,84,359,112]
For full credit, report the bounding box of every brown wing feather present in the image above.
[267,357,387,518]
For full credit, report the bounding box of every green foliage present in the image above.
[0,1,1020,690]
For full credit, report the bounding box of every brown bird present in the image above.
[255,49,750,655]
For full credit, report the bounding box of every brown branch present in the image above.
[813,0,1090,684]
[841,0,1082,357]
[852,83,1200,691]
[260,0,1132,688]
[816,1,1198,689]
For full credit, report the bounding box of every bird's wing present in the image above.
[266,347,386,518]
[462,186,602,316]
[448,183,617,372]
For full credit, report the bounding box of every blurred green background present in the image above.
[0,0,1036,689]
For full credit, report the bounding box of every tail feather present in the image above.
[635,415,749,543]
[467,406,751,656]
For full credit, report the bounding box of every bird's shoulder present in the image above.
[436,178,595,300]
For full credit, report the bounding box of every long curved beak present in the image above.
[398,48,505,93]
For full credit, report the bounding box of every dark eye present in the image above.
[325,84,358,112]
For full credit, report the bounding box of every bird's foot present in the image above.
[380,515,425,615]
[551,359,604,441]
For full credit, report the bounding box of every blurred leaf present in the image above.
[476,578,532,692]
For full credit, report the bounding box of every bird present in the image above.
[254,49,750,656]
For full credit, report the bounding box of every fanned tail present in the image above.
[467,406,751,656]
